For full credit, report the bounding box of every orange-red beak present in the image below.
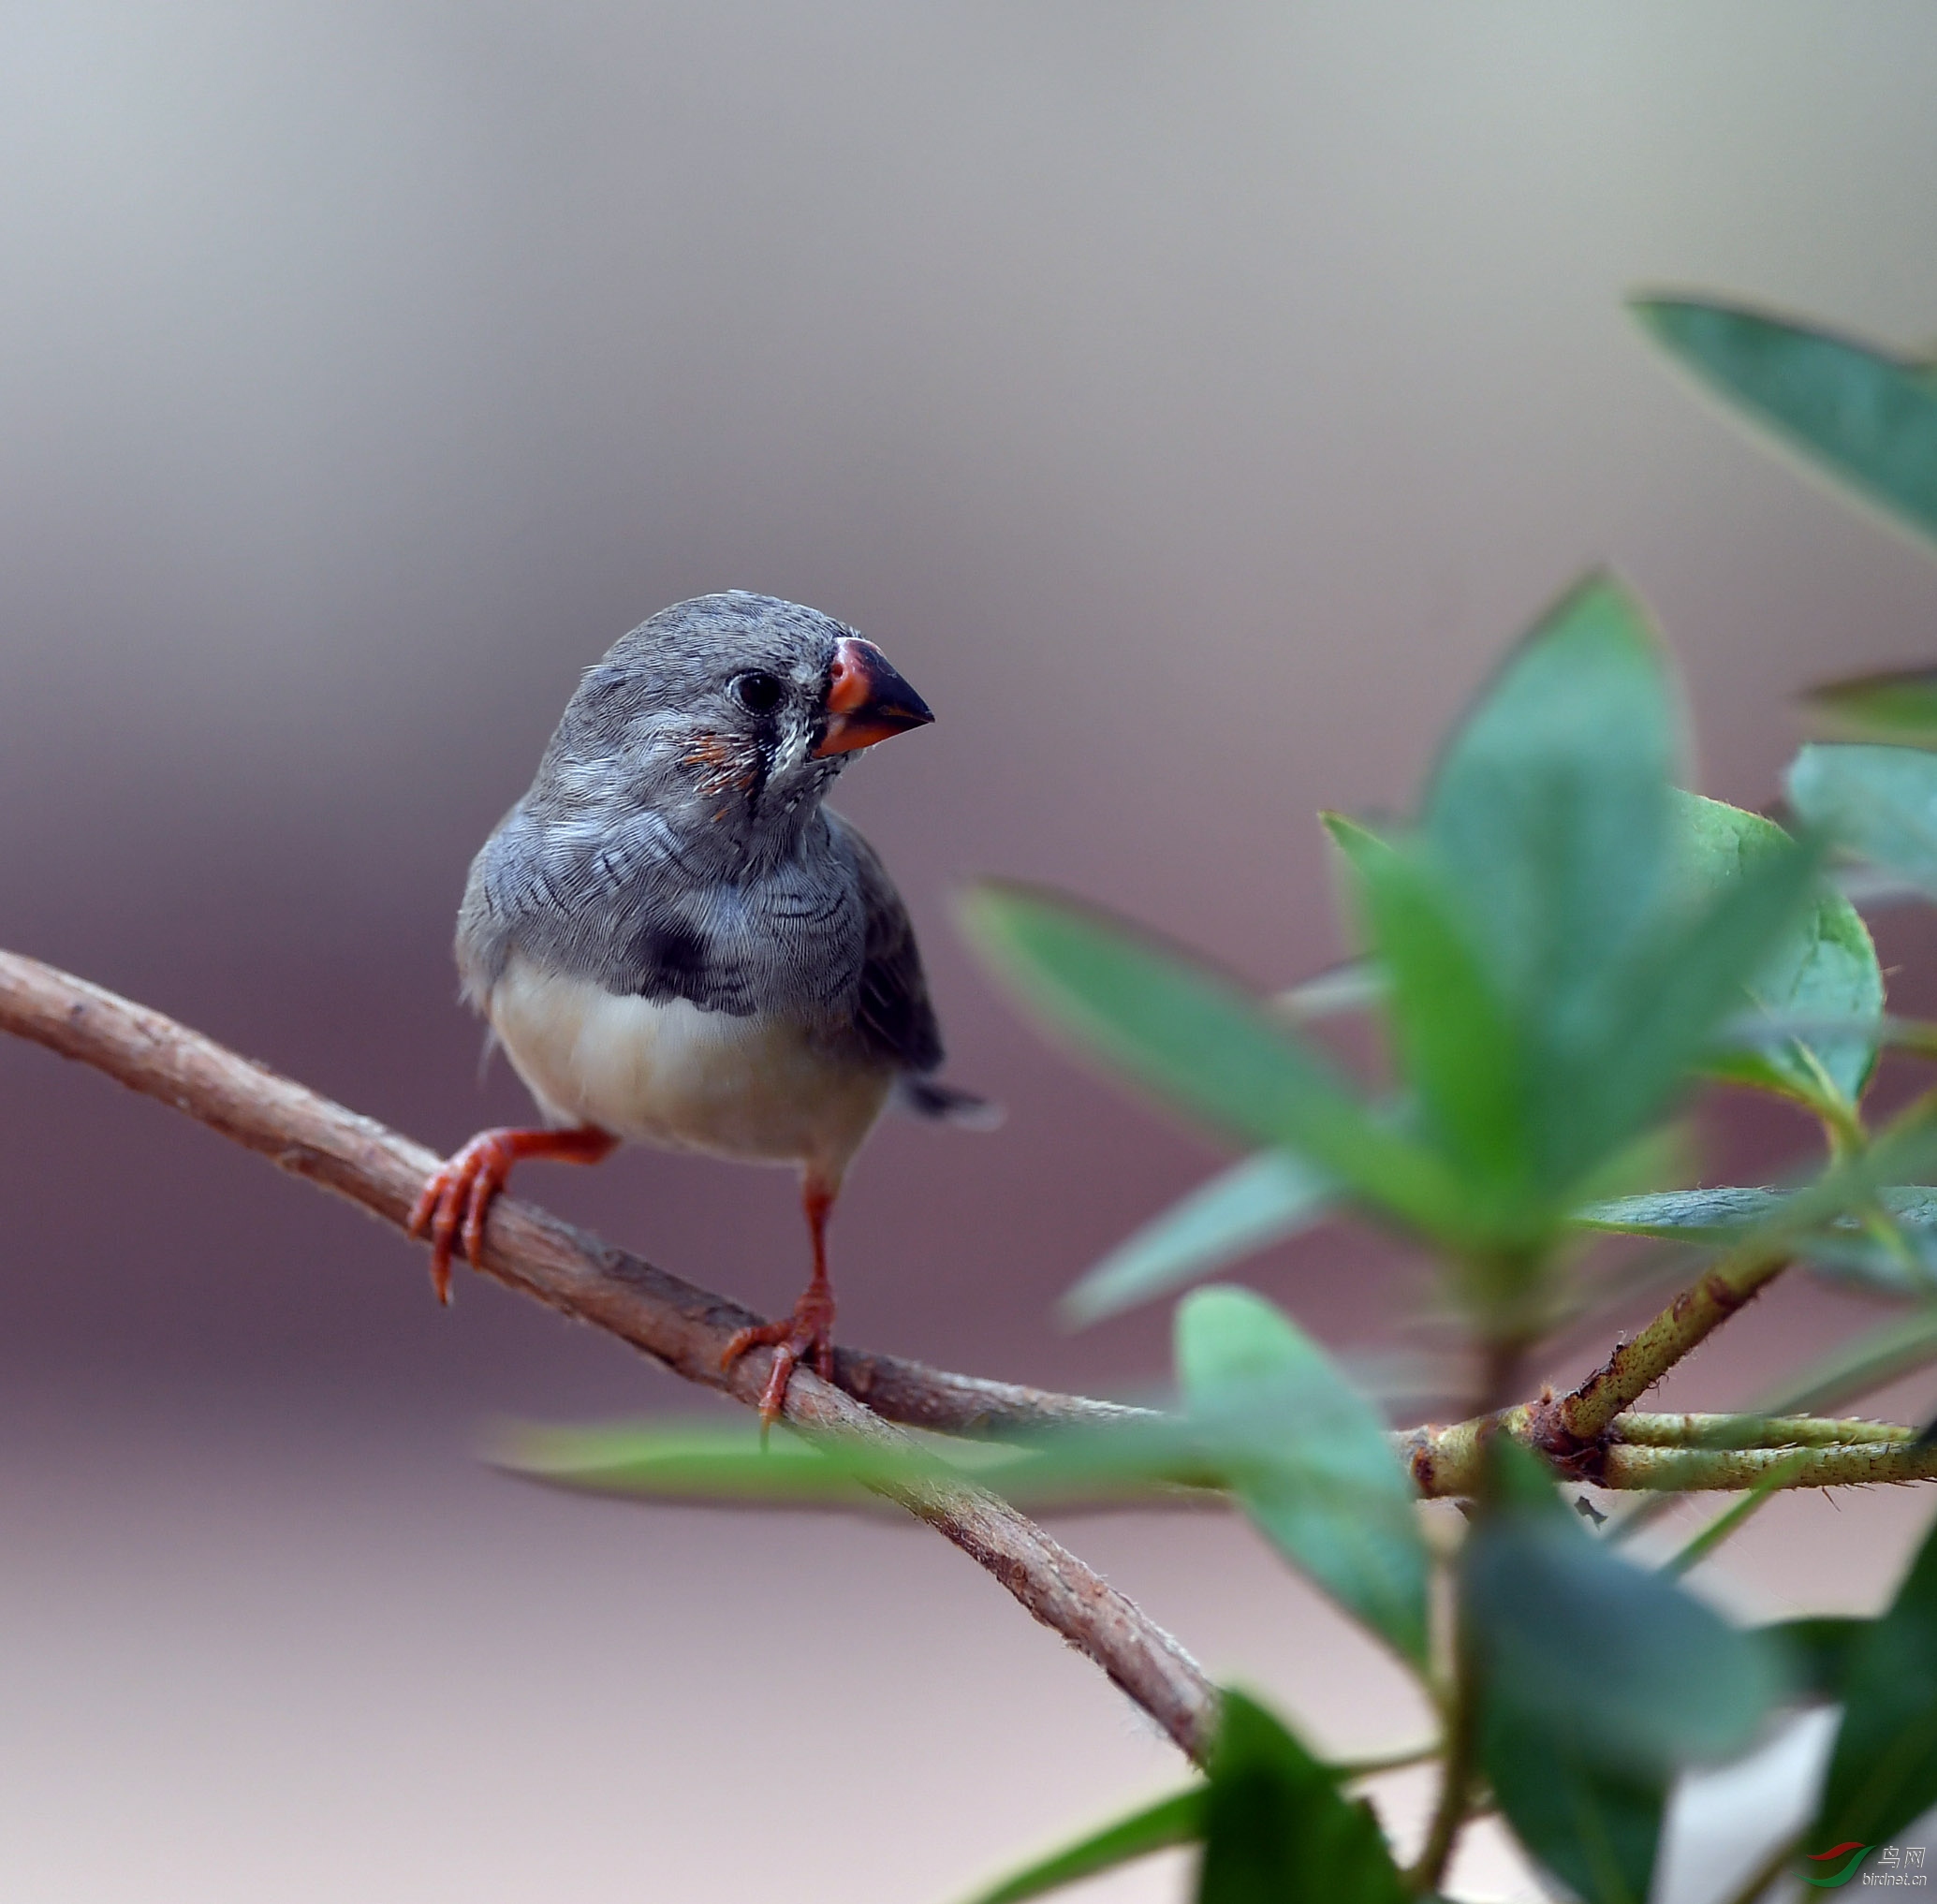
[813,637,934,758]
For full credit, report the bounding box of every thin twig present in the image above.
[1402,1335,1521,1894]
[1401,1413,1937,1499]
[1555,1250,1792,1443]
[0,948,1216,1764]
[1611,1412,1914,1449]
[1605,1440,1937,1490]
[1402,1668,1476,1896]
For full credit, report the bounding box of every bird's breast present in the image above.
[487,952,891,1179]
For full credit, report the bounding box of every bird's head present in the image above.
[534,592,933,857]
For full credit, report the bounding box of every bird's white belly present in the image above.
[487,954,891,1178]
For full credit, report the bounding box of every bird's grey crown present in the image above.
[455,593,945,1078]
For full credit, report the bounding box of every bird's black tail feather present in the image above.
[897,1076,1005,1130]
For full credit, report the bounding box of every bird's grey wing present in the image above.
[460,802,780,1016]
[827,811,944,1076]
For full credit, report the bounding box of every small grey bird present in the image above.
[412,592,990,1420]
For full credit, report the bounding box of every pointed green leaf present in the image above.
[494,1416,1232,1517]
[1815,1511,1937,1850]
[1584,1180,1937,1243]
[494,1420,916,1509]
[1583,1183,1937,1297]
[960,1788,1204,1904]
[1670,792,1882,1105]
[1404,578,1813,1199]
[1580,1184,1788,1240]
[1197,1691,1407,1904]
[499,1405,1409,1528]
[1062,1151,1334,1327]
[1178,1288,1429,1665]
[1464,1443,1785,1773]
[1808,666,1937,747]
[1350,840,1537,1233]
[1635,300,1937,549]
[1423,574,1676,1072]
[1480,1699,1666,1904]
[1320,809,1399,877]
[1580,829,1821,1173]
[1790,743,1937,898]
[959,884,1473,1245]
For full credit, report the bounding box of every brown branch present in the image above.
[0,949,1215,1764]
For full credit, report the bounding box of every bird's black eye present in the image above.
[729,671,785,716]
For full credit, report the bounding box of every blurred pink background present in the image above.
[6,6,1937,1897]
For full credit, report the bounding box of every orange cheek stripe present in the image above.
[682,734,760,795]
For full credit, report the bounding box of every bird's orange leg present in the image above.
[721,1179,838,1426]
[409,1124,617,1303]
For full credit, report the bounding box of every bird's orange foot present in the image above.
[408,1124,617,1304]
[721,1283,837,1426]
[409,1130,521,1304]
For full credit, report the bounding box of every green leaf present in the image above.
[1470,1445,1666,1898]
[1765,1616,1870,1704]
[494,1420,915,1509]
[1470,1452,1668,1900]
[1418,577,1681,1199]
[1580,1183,1787,1240]
[1196,1691,1407,1904]
[1328,804,1555,1254]
[1423,575,1676,1043]
[1815,1511,1937,1850]
[1350,839,1535,1231]
[1787,1218,1937,1300]
[1790,743,1937,898]
[1583,1183,1937,1299]
[1062,1151,1334,1327]
[1591,823,1821,1150]
[1464,1443,1785,1774]
[1408,577,1698,1201]
[1807,666,1937,747]
[494,1414,1245,1519]
[959,884,1473,1245]
[1670,792,1882,1105]
[1634,299,1937,549]
[498,1384,1423,1549]
[1319,809,1397,874]
[1480,1699,1666,1904]
[1401,577,1813,1206]
[1332,591,1665,1250]
[960,1788,1204,1904]
[1177,1289,1429,1664]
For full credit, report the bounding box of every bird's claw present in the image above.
[721,1286,837,1427]
[408,1131,518,1304]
